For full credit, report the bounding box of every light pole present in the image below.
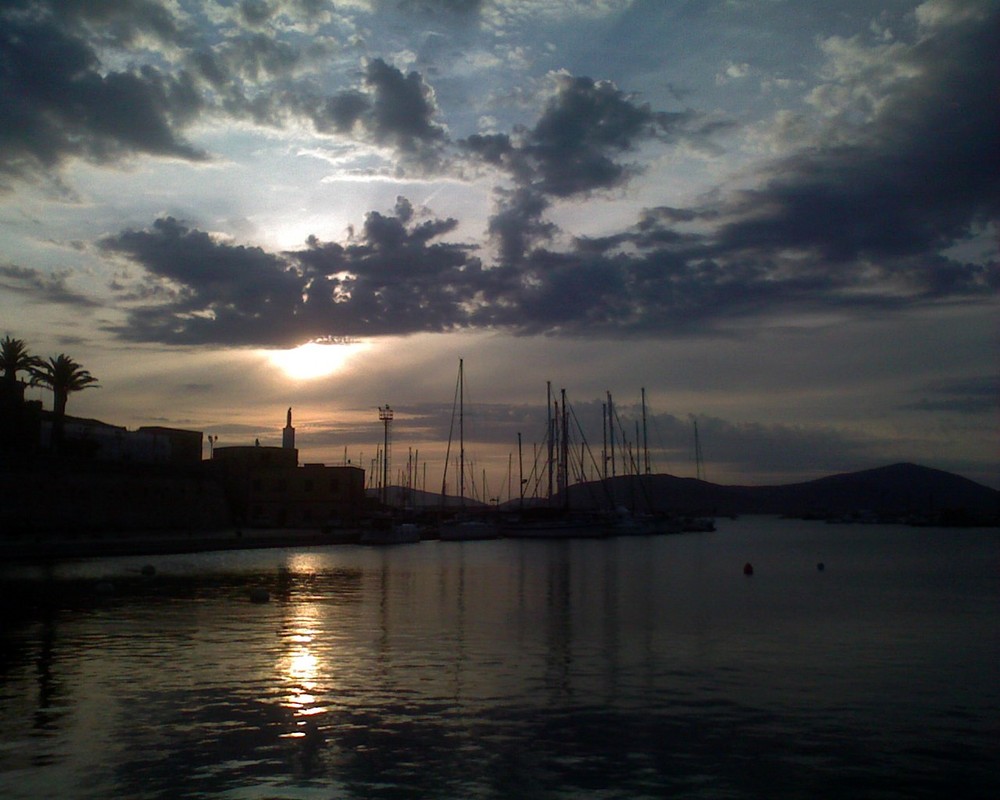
[378,405,393,505]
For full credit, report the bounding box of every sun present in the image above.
[266,339,369,381]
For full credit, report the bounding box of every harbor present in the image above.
[2,516,997,799]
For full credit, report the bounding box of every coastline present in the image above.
[0,527,362,562]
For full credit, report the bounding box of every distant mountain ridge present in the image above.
[385,464,998,523]
[565,463,998,521]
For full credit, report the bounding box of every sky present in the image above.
[1,0,997,496]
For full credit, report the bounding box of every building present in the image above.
[0,379,41,465]
[1,388,228,532]
[49,419,204,465]
[3,392,366,532]
[137,426,204,466]
[211,443,365,529]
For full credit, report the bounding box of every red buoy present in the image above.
[743,562,754,576]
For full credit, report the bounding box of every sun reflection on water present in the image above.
[277,594,330,738]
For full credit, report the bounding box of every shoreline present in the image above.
[0,527,362,562]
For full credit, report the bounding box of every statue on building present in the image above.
[282,407,295,450]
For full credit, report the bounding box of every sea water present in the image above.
[1,517,997,799]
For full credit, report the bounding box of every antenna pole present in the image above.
[379,404,393,504]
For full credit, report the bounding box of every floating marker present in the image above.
[817,562,825,571]
[743,562,754,576]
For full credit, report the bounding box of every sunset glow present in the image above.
[0,0,995,488]
[266,341,370,382]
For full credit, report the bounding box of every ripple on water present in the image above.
[1,524,998,799]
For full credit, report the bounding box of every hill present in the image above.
[366,485,487,508]
[562,463,998,524]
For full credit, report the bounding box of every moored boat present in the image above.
[360,522,422,545]
[501,508,609,539]
[440,517,500,541]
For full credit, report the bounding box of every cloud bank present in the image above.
[3,0,997,347]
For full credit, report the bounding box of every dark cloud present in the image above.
[303,58,447,169]
[394,196,414,224]
[316,90,369,133]
[0,264,103,308]
[365,58,446,151]
[388,0,486,16]
[714,9,1000,272]
[487,189,555,264]
[100,174,996,347]
[0,4,205,186]
[66,2,997,346]
[33,0,187,49]
[100,217,309,346]
[463,75,724,277]
[0,2,453,185]
[240,0,273,27]
[471,7,1000,335]
[463,132,516,168]
[100,207,489,345]
[463,75,709,199]
[525,75,672,197]
[0,2,707,193]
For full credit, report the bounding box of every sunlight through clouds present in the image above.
[0,0,996,488]
[265,340,371,381]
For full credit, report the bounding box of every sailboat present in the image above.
[502,385,609,539]
[607,388,684,536]
[439,359,500,541]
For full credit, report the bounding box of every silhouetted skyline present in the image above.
[1,0,997,491]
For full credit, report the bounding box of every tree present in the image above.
[0,335,43,391]
[1,336,45,456]
[31,354,99,419]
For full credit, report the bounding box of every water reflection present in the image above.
[33,609,61,737]
[278,604,327,733]
[0,529,998,799]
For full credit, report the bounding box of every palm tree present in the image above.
[31,354,100,418]
[0,336,43,393]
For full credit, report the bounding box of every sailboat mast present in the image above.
[634,421,640,476]
[694,418,704,482]
[608,392,617,478]
[459,358,465,503]
[518,431,524,507]
[602,402,608,481]
[560,388,569,507]
[641,387,650,475]
[506,452,512,505]
[547,381,554,503]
